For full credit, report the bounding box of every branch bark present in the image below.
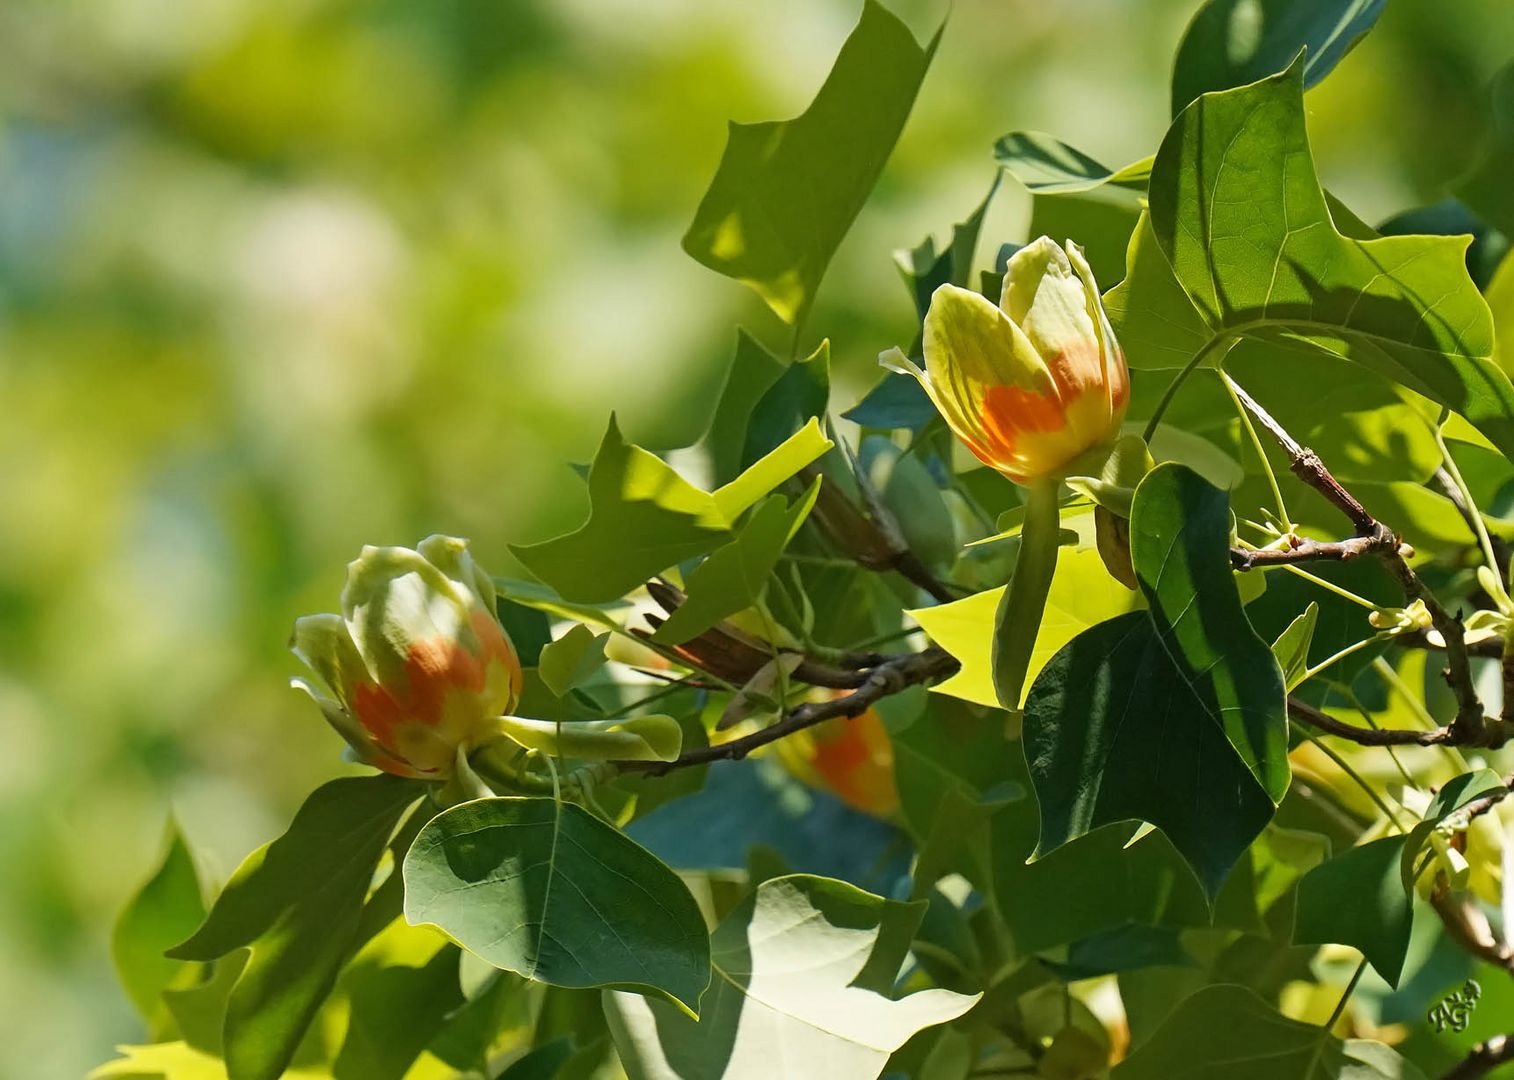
[1286,697,1457,747]
[618,646,959,776]
[1442,1036,1514,1080]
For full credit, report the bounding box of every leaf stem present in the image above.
[1303,732,1408,832]
[1140,332,1236,442]
[1325,957,1368,1031]
[1221,369,1291,532]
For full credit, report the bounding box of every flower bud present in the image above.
[883,237,1129,485]
[291,535,523,778]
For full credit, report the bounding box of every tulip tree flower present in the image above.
[290,535,525,779]
[883,237,1131,710]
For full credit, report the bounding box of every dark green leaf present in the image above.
[1456,63,1514,242]
[1132,467,1289,801]
[402,797,710,1013]
[603,875,978,1079]
[896,172,1001,318]
[697,331,789,487]
[682,1,940,325]
[1113,984,1426,1078]
[168,775,421,1080]
[1295,836,1412,987]
[1170,0,1384,115]
[1022,466,1288,897]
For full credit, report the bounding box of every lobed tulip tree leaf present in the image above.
[402,797,710,1014]
[1109,64,1514,462]
[992,131,1151,195]
[697,331,789,487]
[1022,465,1288,898]
[1113,984,1427,1079]
[683,1,939,326]
[538,623,610,698]
[1294,835,1412,987]
[911,546,1145,710]
[653,482,819,646]
[603,875,979,1080]
[512,417,831,603]
[1456,62,1514,243]
[167,775,422,1080]
[112,818,208,1036]
[1170,0,1385,116]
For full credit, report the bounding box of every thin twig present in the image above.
[1225,378,1491,745]
[1230,532,1401,569]
[1287,697,1456,747]
[618,646,959,775]
[1442,1036,1514,1080]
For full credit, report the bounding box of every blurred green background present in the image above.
[2,0,1513,1074]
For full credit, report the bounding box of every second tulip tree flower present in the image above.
[884,236,1133,711]
[291,535,681,786]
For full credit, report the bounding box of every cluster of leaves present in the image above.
[102,1,1514,1078]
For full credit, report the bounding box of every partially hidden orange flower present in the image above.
[776,703,899,818]
[290,535,523,779]
[884,236,1129,485]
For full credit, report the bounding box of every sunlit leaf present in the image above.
[604,875,978,1079]
[683,1,940,325]
[1109,65,1514,461]
[911,546,1144,709]
[512,417,830,603]
[653,483,819,645]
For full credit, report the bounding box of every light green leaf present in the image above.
[167,775,421,1080]
[911,547,1144,710]
[1170,0,1385,115]
[512,417,830,603]
[1271,602,1318,693]
[603,875,979,1080]
[112,817,207,1035]
[498,714,682,763]
[682,0,940,325]
[538,624,609,698]
[403,797,710,1013]
[653,483,819,646]
[1294,836,1412,987]
[993,131,1151,195]
[1113,984,1426,1079]
[1127,64,1514,461]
